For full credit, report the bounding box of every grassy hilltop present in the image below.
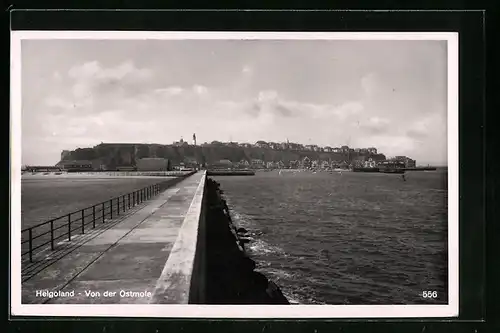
[60,143,387,168]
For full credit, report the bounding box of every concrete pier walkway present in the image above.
[21,171,205,304]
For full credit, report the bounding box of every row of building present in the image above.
[172,137,379,155]
[210,155,416,170]
[25,153,415,173]
[29,158,176,172]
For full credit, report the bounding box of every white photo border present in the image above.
[10,31,459,318]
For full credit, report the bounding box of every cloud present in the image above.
[406,113,446,139]
[193,85,208,95]
[357,116,392,134]
[68,60,152,82]
[35,58,368,163]
[248,90,363,120]
[154,86,184,95]
[65,60,154,105]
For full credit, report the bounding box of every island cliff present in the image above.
[59,143,386,169]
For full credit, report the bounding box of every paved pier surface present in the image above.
[21,171,205,304]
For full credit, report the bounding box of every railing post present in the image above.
[110,199,113,219]
[93,206,96,228]
[28,228,33,263]
[133,191,135,206]
[128,193,131,209]
[68,214,72,241]
[50,220,54,250]
[117,197,120,216]
[102,202,105,223]
[123,195,125,212]
[81,209,85,234]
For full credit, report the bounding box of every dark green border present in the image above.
[6,6,493,333]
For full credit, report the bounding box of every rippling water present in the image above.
[214,169,448,305]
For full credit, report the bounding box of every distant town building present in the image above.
[226,142,239,147]
[56,160,93,172]
[116,166,136,171]
[352,155,367,166]
[302,156,312,169]
[25,165,63,172]
[406,159,416,168]
[267,142,279,150]
[183,157,198,169]
[392,156,416,168]
[255,141,269,149]
[280,142,289,150]
[364,158,377,168]
[211,159,233,169]
[251,159,265,168]
[173,138,188,147]
[367,147,378,154]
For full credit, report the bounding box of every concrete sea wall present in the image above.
[149,172,288,304]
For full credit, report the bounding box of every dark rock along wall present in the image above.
[204,178,289,304]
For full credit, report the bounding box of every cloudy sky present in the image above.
[20,38,448,166]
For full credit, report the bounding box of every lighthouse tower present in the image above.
[193,133,197,146]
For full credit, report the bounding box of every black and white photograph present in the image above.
[10,31,458,318]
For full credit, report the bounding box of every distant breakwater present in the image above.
[204,178,289,304]
[206,170,255,176]
[22,171,194,177]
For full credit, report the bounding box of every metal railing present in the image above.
[21,172,196,263]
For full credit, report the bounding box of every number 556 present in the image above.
[422,291,438,298]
